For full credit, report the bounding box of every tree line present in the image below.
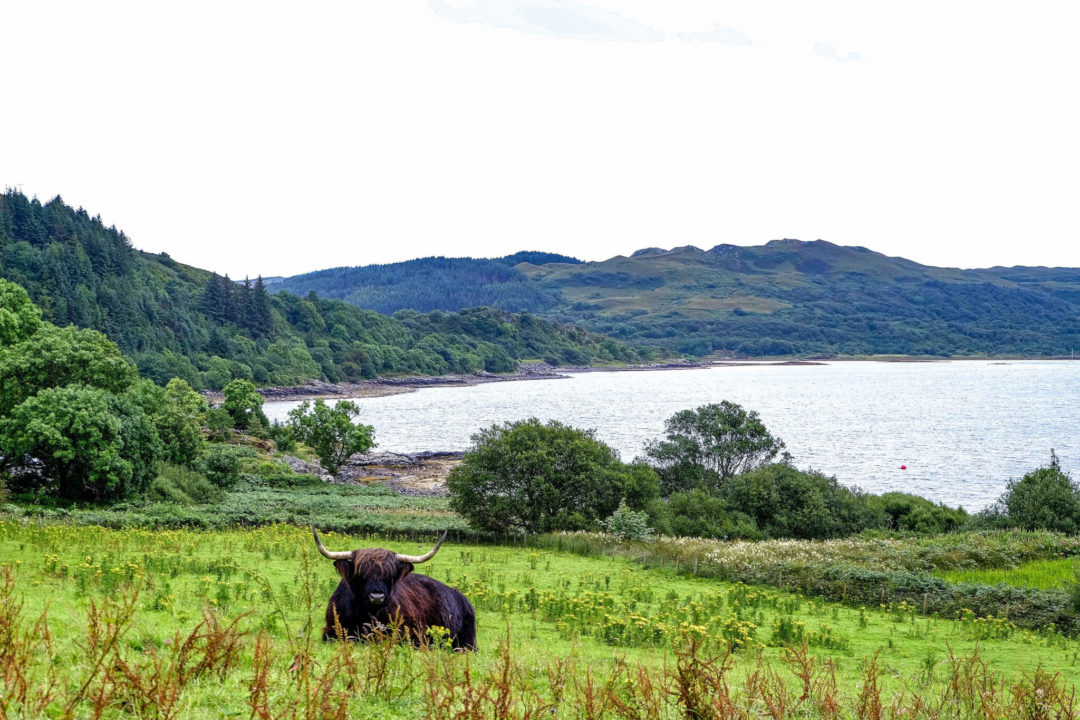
[445,402,1072,542]
[0,191,649,391]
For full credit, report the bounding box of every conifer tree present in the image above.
[238,276,253,330]
[251,275,273,336]
[222,274,237,323]
[201,273,227,323]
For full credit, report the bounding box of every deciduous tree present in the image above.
[447,418,655,533]
[287,399,375,475]
[645,402,787,495]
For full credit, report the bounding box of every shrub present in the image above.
[221,379,267,431]
[872,492,967,534]
[0,323,137,416]
[203,446,246,490]
[448,418,655,533]
[147,463,221,504]
[1000,456,1080,533]
[253,473,324,489]
[268,422,298,452]
[205,408,233,442]
[723,464,882,540]
[602,500,654,541]
[649,489,762,540]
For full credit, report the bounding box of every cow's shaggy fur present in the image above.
[322,548,476,651]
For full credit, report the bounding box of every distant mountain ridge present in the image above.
[269,252,580,315]
[274,239,1080,357]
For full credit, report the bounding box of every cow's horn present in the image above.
[396,530,449,564]
[312,526,352,560]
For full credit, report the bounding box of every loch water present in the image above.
[264,360,1080,511]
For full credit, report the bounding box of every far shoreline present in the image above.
[206,355,1078,404]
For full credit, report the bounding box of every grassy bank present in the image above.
[2,521,1080,718]
[936,557,1080,590]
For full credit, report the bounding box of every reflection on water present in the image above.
[264,361,1080,510]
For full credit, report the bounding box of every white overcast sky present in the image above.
[2,1,1078,278]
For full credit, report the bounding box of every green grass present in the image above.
[2,521,1080,718]
[5,477,467,536]
[936,557,1080,589]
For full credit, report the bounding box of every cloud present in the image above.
[677,24,751,46]
[428,0,664,42]
[814,42,860,62]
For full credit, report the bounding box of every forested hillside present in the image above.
[268,252,579,314]
[0,191,648,389]
[275,240,1080,357]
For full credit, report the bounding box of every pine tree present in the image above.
[251,276,273,337]
[237,276,253,331]
[222,274,237,323]
[201,273,226,323]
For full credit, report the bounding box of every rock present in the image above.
[335,450,463,496]
[281,454,326,476]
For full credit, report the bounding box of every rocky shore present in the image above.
[281,450,461,496]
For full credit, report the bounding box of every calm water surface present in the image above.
[264,361,1080,510]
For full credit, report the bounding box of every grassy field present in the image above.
[4,474,468,536]
[937,557,1080,589]
[2,521,1080,718]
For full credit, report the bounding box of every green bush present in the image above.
[448,418,657,534]
[221,379,267,432]
[202,446,248,490]
[147,463,221,505]
[602,500,654,541]
[873,492,967,534]
[0,385,162,502]
[269,422,298,452]
[1001,458,1080,533]
[205,408,233,442]
[648,489,762,540]
[723,464,882,540]
[252,472,324,489]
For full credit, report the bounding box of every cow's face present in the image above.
[335,549,414,610]
[313,527,446,612]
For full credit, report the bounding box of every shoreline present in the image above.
[208,355,1077,404]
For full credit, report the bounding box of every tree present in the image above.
[139,378,208,466]
[221,379,266,431]
[645,402,787,495]
[0,323,137,416]
[287,399,375,475]
[723,463,881,540]
[447,418,655,533]
[201,273,228,323]
[0,385,161,502]
[0,278,41,345]
[999,452,1080,533]
[250,276,273,336]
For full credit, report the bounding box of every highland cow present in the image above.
[313,527,477,650]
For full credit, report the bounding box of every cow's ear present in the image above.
[396,562,414,580]
[334,559,353,579]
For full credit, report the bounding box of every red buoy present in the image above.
[900,465,907,470]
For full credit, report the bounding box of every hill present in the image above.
[276,240,1080,356]
[268,252,580,315]
[0,191,647,389]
